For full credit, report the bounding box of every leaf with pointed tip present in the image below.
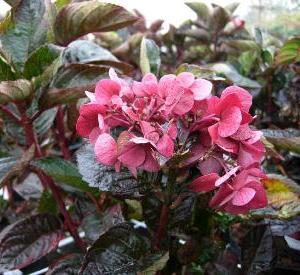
[38,190,58,215]
[81,204,124,242]
[0,0,47,71]
[140,37,161,76]
[54,1,138,46]
[209,5,230,31]
[62,40,133,74]
[79,223,150,274]
[39,64,107,109]
[0,56,15,81]
[0,79,32,104]
[251,174,300,219]
[276,37,300,65]
[140,252,169,275]
[185,2,210,22]
[262,128,300,155]
[212,63,261,89]
[32,156,97,193]
[176,63,224,81]
[76,144,139,196]
[0,213,63,271]
[23,44,62,79]
[46,253,83,275]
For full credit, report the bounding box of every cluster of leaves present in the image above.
[0,0,299,274]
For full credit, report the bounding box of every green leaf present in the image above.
[225,2,240,14]
[39,64,107,109]
[185,2,210,22]
[140,252,169,275]
[34,107,58,138]
[3,0,22,8]
[262,128,300,155]
[0,79,32,104]
[223,40,260,55]
[0,145,35,188]
[81,204,124,242]
[251,174,300,219]
[32,156,96,193]
[211,63,261,89]
[209,5,230,31]
[176,63,225,81]
[0,155,20,180]
[62,40,133,75]
[54,1,138,46]
[76,144,139,196]
[140,37,161,76]
[46,253,83,275]
[79,223,150,274]
[0,0,47,71]
[0,55,16,81]
[23,44,62,79]
[276,37,300,65]
[38,190,58,214]
[238,51,258,76]
[0,213,63,271]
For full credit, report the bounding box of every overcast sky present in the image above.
[0,0,244,26]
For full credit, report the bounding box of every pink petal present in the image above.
[98,114,104,129]
[132,81,147,97]
[157,134,174,158]
[176,72,194,88]
[89,127,101,144]
[208,124,238,153]
[140,149,160,172]
[246,181,268,209]
[198,157,223,175]
[122,106,139,121]
[172,91,194,115]
[215,166,240,187]
[209,183,233,208]
[76,116,96,137]
[158,74,176,98]
[218,106,242,137]
[232,187,256,206]
[216,93,241,115]
[95,79,120,105]
[231,124,254,141]
[221,86,252,112]
[167,122,177,140]
[95,133,117,166]
[118,143,146,167]
[190,173,220,193]
[142,73,158,95]
[190,79,212,100]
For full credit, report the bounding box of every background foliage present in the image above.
[0,0,299,274]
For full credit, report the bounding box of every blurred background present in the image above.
[2,0,299,40]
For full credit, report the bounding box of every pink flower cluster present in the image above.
[76,69,267,214]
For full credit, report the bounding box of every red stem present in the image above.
[153,204,169,250]
[0,105,21,124]
[54,107,71,160]
[36,170,86,252]
[16,103,86,252]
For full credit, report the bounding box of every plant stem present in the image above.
[54,107,71,160]
[153,203,169,250]
[17,102,86,252]
[0,105,21,124]
[37,170,86,252]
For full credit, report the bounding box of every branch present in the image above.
[0,105,21,124]
[54,107,71,160]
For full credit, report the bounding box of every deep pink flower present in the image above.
[209,168,267,214]
[76,69,267,215]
